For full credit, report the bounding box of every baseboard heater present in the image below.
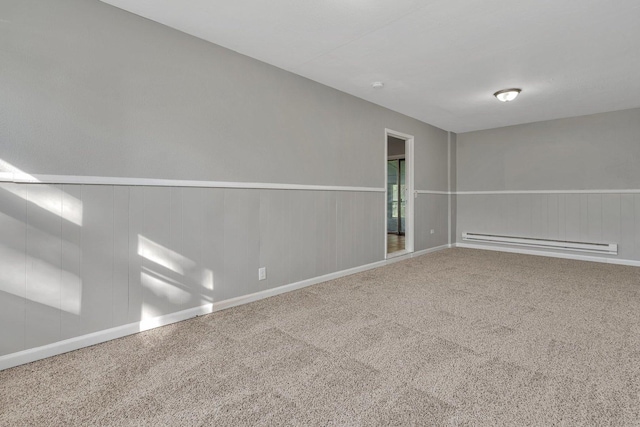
[462,232,618,255]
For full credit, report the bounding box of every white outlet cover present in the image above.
[258,267,267,280]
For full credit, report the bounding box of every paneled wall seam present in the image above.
[24,187,28,349]
[447,131,452,246]
[111,186,115,326]
[23,187,27,351]
[59,187,63,339]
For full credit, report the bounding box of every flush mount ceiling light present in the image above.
[494,88,521,102]
[372,81,384,89]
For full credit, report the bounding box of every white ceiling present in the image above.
[101,0,640,133]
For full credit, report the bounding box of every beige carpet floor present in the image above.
[2,248,640,426]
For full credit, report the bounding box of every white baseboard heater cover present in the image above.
[462,233,618,255]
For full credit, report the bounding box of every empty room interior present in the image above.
[2,0,640,425]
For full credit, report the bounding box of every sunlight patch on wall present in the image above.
[139,306,164,331]
[141,271,191,305]
[202,269,214,291]
[137,235,214,291]
[27,185,83,226]
[0,159,36,182]
[0,160,83,226]
[0,242,82,315]
[140,270,194,327]
[138,235,194,275]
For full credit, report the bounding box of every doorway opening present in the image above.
[385,129,414,258]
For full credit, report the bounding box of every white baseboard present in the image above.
[0,245,452,371]
[455,242,640,267]
[385,244,451,264]
[412,244,452,257]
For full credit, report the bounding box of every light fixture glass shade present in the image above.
[494,88,521,102]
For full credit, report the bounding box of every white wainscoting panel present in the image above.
[457,193,640,261]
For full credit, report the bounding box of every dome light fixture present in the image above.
[494,88,521,102]
[372,81,384,89]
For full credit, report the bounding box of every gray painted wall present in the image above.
[449,133,457,244]
[1,0,449,191]
[457,108,640,192]
[0,0,452,359]
[0,183,384,356]
[456,108,640,261]
[457,192,640,261]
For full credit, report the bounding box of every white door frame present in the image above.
[384,128,415,258]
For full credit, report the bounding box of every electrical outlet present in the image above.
[258,267,267,281]
[430,229,435,234]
